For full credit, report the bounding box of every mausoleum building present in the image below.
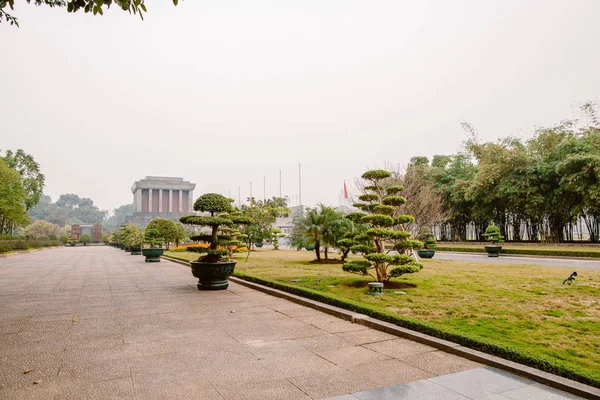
[127,176,196,229]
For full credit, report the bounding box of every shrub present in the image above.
[79,234,92,245]
[483,225,504,244]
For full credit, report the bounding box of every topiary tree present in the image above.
[143,228,163,248]
[342,169,423,283]
[79,233,92,245]
[482,225,504,244]
[145,218,180,249]
[270,228,285,250]
[416,226,437,250]
[180,193,252,263]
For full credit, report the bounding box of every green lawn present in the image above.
[165,249,600,386]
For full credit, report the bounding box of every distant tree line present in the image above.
[411,102,600,242]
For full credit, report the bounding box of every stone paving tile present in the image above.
[216,378,312,400]
[502,382,582,399]
[55,378,135,400]
[292,333,354,352]
[338,328,398,345]
[352,379,471,400]
[347,358,434,387]
[287,368,379,399]
[317,346,391,368]
[400,349,483,376]
[363,338,436,358]
[429,366,532,398]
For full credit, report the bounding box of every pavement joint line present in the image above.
[160,255,600,400]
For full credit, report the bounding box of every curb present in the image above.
[161,255,600,399]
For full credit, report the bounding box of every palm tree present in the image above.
[294,204,345,261]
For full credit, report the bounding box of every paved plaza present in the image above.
[0,247,588,399]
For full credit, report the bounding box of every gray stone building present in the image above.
[126,176,196,229]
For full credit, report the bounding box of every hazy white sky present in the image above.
[2,0,599,213]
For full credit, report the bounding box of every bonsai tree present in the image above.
[180,193,252,263]
[270,228,285,250]
[144,228,164,248]
[79,234,92,246]
[145,218,181,249]
[482,225,504,245]
[342,169,423,283]
[416,227,437,250]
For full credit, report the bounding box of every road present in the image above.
[434,251,600,271]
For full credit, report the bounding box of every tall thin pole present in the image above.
[263,176,266,202]
[298,163,302,206]
[279,170,282,198]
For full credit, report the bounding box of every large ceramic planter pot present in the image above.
[484,245,502,257]
[130,246,142,255]
[417,249,435,259]
[142,248,164,262]
[305,245,315,251]
[254,242,264,248]
[190,260,236,290]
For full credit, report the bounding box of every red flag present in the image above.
[343,181,349,199]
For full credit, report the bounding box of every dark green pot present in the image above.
[417,249,435,259]
[190,260,236,290]
[131,245,142,255]
[305,245,315,251]
[142,248,164,262]
[254,242,264,248]
[70,243,76,247]
[484,245,502,257]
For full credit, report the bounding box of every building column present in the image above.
[179,190,183,213]
[158,189,163,213]
[169,190,173,212]
[188,191,193,213]
[149,189,153,213]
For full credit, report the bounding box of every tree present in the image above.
[1,0,180,27]
[79,233,92,245]
[24,220,61,238]
[1,149,45,211]
[240,197,290,250]
[0,158,29,234]
[343,169,423,283]
[145,218,181,250]
[293,204,343,261]
[102,204,134,233]
[180,193,252,263]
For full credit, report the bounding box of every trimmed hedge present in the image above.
[0,239,61,253]
[161,254,599,388]
[436,246,600,258]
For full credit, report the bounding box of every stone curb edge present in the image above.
[160,255,600,399]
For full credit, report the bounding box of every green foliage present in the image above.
[416,227,437,250]
[79,233,92,245]
[143,228,163,248]
[343,169,423,283]
[292,204,348,261]
[24,220,61,239]
[482,225,504,244]
[182,193,254,262]
[1,0,180,27]
[240,197,290,250]
[193,193,233,215]
[145,218,183,249]
[0,157,29,234]
[1,149,45,210]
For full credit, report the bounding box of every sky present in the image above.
[2,0,600,214]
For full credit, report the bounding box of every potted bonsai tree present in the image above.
[142,228,164,262]
[342,169,424,287]
[416,227,437,259]
[482,225,504,257]
[180,193,251,290]
[126,228,143,255]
